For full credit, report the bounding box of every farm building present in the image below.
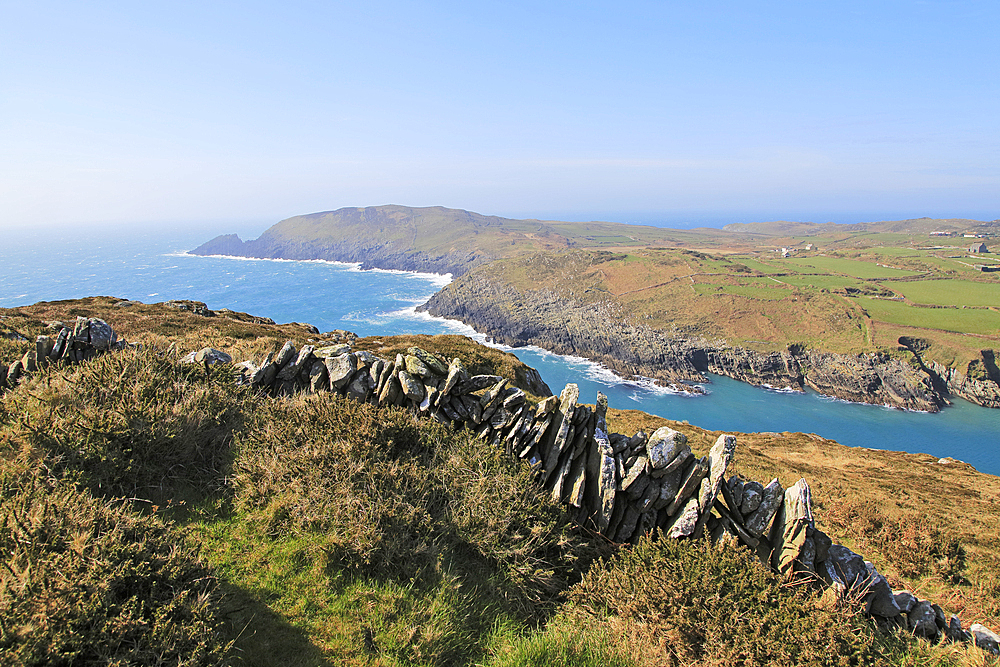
[969,243,989,253]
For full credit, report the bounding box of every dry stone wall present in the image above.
[224,337,999,653]
[3,320,998,654]
[2,316,129,393]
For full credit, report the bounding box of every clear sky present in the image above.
[1,0,997,231]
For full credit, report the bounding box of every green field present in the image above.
[777,274,867,291]
[781,256,924,279]
[884,279,1000,307]
[858,297,1000,336]
[733,257,784,274]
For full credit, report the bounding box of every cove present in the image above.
[1,226,998,476]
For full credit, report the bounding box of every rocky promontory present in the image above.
[421,274,979,413]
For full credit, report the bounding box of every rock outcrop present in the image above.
[421,275,950,412]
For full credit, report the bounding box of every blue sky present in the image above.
[1,1,997,231]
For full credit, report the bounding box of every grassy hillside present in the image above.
[2,298,999,665]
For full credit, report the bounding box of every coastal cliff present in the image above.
[422,274,952,412]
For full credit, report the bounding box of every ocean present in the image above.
[2,225,998,476]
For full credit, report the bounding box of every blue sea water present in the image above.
[2,226,998,476]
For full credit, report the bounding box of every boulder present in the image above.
[346,372,373,402]
[907,601,939,640]
[820,544,867,592]
[862,562,901,619]
[945,615,967,643]
[646,426,688,469]
[87,318,115,351]
[325,354,357,391]
[182,347,232,366]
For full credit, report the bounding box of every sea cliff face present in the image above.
[421,274,957,412]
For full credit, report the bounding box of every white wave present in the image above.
[387,305,482,335]
[759,383,803,394]
[174,251,360,269]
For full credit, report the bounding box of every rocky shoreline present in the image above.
[421,274,1000,412]
[188,238,1000,411]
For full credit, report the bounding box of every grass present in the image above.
[858,297,1000,336]
[885,280,1000,307]
[781,256,924,279]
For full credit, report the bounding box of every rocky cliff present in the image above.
[422,274,954,412]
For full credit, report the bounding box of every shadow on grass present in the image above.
[217,582,335,667]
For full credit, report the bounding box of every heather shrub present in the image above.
[565,536,925,667]
[824,499,966,583]
[230,392,603,620]
[1,346,249,499]
[0,457,229,666]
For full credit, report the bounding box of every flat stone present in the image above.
[740,481,764,514]
[647,426,688,469]
[771,478,815,577]
[540,384,579,483]
[456,374,502,394]
[622,455,648,491]
[405,354,433,378]
[743,479,784,538]
[893,591,917,614]
[727,476,745,509]
[439,358,468,399]
[308,360,328,393]
[665,456,709,518]
[325,354,358,390]
[274,340,296,368]
[970,623,1000,653]
[407,347,449,376]
[668,495,701,538]
[182,347,232,366]
[313,344,352,358]
[398,370,426,403]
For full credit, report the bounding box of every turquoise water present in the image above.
[2,227,998,476]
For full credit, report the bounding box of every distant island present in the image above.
[193,205,1000,411]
